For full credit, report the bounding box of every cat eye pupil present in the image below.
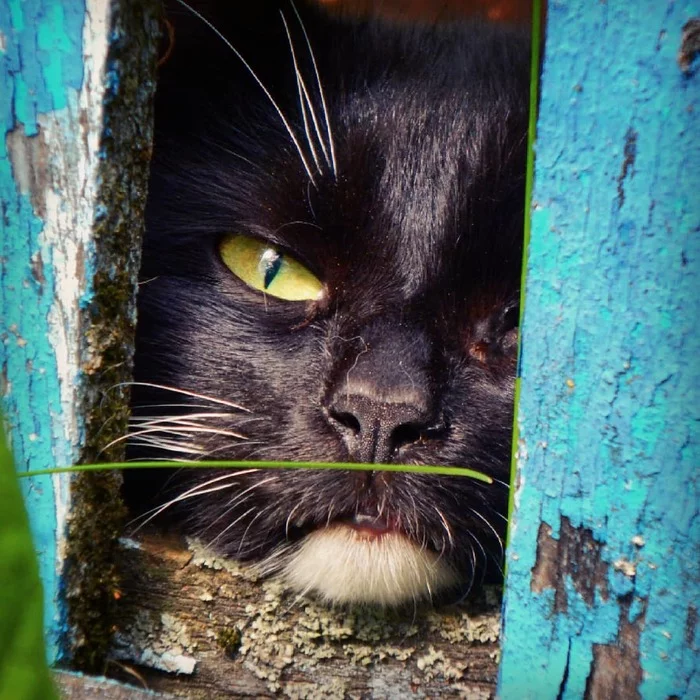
[260,249,283,289]
[218,234,324,302]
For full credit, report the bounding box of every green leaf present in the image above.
[0,425,58,700]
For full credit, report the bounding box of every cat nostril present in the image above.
[329,410,361,435]
[389,422,422,450]
[327,395,440,463]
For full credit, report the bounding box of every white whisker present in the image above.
[127,437,204,456]
[121,382,250,411]
[433,506,455,550]
[236,507,269,555]
[206,476,278,541]
[285,501,304,539]
[130,412,236,424]
[129,469,260,531]
[172,0,318,186]
[280,10,324,174]
[206,506,257,548]
[291,1,337,176]
[469,507,504,560]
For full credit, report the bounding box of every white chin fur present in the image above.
[280,526,458,606]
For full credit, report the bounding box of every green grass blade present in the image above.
[18,460,493,484]
[506,0,543,555]
[0,425,58,700]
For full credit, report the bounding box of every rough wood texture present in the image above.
[499,2,700,698]
[110,535,501,699]
[0,0,158,668]
[56,671,176,700]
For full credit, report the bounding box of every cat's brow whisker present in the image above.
[121,382,250,411]
[171,0,318,187]
[280,10,324,175]
[290,1,337,177]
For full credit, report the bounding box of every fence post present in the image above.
[0,0,158,668]
[499,2,699,697]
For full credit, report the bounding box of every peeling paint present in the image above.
[499,2,700,698]
[1,0,158,668]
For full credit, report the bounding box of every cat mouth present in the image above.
[291,512,406,541]
[338,513,397,538]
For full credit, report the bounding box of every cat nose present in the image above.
[325,316,441,463]
[328,393,436,463]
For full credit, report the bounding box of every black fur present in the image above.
[127,0,529,600]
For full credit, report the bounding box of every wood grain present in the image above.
[110,535,502,698]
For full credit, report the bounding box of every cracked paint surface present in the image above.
[499,2,699,698]
[0,0,107,663]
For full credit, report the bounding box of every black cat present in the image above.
[127,0,530,606]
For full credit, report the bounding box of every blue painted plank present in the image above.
[0,0,91,664]
[499,1,699,698]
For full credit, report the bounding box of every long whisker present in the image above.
[284,501,304,539]
[238,506,273,556]
[469,507,504,560]
[120,382,250,411]
[126,437,204,456]
[172,0,317,186]
[129,469,260,531]
[106,423,248,453]
[433,506,455,551]
[203,476,278,542]
[280,10,324,174]
[206,506,257,548]
[129,412,236,426]
[290,1,337,177]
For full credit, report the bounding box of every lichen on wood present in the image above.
[62,0,160,673]
[111,536,502,698]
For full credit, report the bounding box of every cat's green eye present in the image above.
[219,234,323,302]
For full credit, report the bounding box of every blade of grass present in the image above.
[18,460,493,484]
[506,0,543,555]
[0,424,58,700]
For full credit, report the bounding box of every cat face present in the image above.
[129,0,529,606]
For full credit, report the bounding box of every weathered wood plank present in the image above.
[0,0,158,669]
[112,535,502,698]
[55,671,176,700]
[499,2,700,698]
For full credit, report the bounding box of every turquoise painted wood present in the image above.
[499,2,700,698]
[1,0,156,668]
[1,0,91,664]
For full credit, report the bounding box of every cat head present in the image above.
[128,0,529,606]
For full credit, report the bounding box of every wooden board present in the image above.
[110,534,502,698]
[498,2,700,697]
